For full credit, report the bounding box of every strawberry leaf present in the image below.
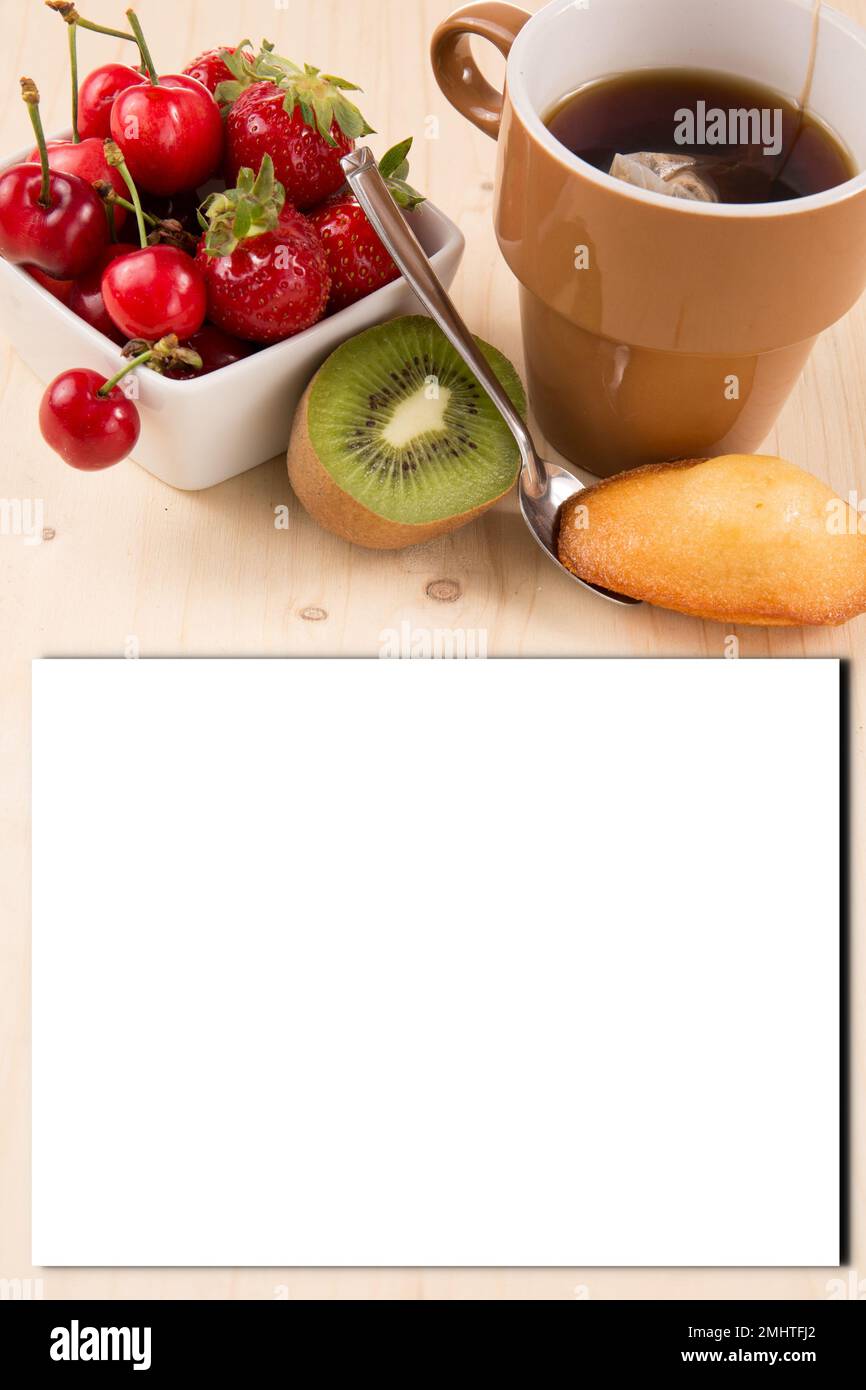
[233,200,252,243]
[330,92,375,141]
[321,74,363,93]
[214,79,246,107]
[235,43,375,144]
[212,40,257,110]
[377,139,426,210]
[199,153,286,257]
[378,138,413,181]
[219,41,255,84]
[386,177,426,210]
[252,156,275,203]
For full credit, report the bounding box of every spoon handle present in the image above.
[341,147,544,494]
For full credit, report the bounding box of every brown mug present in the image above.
[431,0,866,476]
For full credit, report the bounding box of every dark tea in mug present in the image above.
[546,68,856,203]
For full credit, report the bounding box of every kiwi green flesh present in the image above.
[307,317,526,525]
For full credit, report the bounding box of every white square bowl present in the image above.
[0,138,465,490]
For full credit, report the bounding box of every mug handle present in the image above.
[430,3,531,139]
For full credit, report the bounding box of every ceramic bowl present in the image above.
[0,138,465,490]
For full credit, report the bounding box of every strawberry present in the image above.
[183,45,253,97]
[218,42,374,210]
[195,155,330,343]
[309,139,425,313]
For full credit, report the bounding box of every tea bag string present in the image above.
[773,0,821,186]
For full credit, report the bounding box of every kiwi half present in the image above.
[288,317,526,549]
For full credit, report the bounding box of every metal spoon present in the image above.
[340,147,640,607]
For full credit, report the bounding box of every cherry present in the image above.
[27,266,75,303]
[68,242,139,343]
[103,245,206,339]
[39,365,141,470]
[109,11,223,195]
[111,76,223,196]
[39,335,203,470]
[34,6,128,235]
[0,79,107,279]
[99,141,206,341]
[45,3,148,140]
[31,139,127,232]
[78,63,144,141]
[164,325,255,378]
[0,161,107,277]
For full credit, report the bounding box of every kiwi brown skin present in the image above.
[288,381,515,551]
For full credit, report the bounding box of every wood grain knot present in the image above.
[426,579,461,603]
[299,606,328,622]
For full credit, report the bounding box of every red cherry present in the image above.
[27,265,75,303]
[2,80,109,278]
[164,325,255,378]
[39,367,140,470]
[78,64,145,142]
[110,76,223,195]
[102,245,207,340]
[68,243,139,343]
[30,138,127,231]
[0,164,108,279]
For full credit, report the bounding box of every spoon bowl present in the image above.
[341,147,640,607]
[519,460,639,603]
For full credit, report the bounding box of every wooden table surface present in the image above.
[1,0,863,1300]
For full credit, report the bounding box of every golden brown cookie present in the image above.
[557,454,866,626]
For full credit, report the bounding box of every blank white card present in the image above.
[32,659,840,1266]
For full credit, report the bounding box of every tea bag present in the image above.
[609,152,719,202]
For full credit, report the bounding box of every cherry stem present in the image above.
[78,18,139,42]
[99,350,152,397]
[45,6,105,136]
[68,21,80,142]
[47,3,141,48]
[21,78,51,207]
[104,140,147,248]
[125,9,158,85]
[100,187,158,227]
[97,185,198,253]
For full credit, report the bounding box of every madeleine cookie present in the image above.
[557,454,866,626]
